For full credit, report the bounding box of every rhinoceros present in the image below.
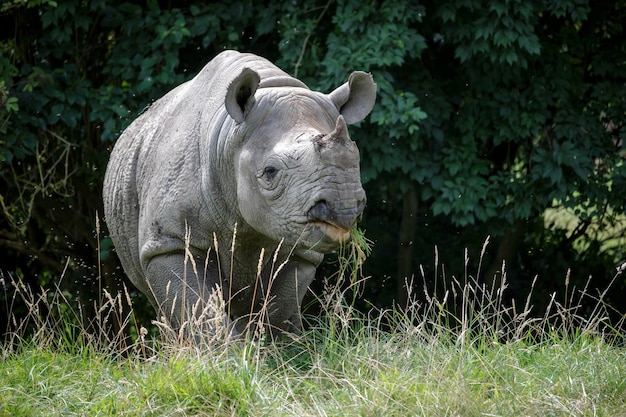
[103,50,376,338]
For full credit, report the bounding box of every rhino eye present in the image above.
[262,166,278,181]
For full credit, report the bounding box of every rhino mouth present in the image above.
[306,199,357,245]
[309,220,351,243]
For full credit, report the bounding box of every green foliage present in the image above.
[409,1,622,238]
[439,0,541,66]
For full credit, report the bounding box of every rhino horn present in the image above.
[313,116,350,148]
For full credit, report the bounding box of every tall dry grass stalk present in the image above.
[391,237,626,349]
[1,213,152,359]
[1,261,151,359]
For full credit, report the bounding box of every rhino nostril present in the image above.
[308,200,330,221]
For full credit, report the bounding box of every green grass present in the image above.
[2,238,626,416]
[2,318,626,416]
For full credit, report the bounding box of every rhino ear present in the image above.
[225,68,260,123]
[328,71,377,125]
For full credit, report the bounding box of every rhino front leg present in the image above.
[261,257,316,337]
[144,253,235,338]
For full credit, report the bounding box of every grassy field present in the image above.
[2,248,626,416]
[2,322,625,416]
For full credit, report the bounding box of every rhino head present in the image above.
[225,68,376,255]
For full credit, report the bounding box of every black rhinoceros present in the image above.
[103,50,376,338]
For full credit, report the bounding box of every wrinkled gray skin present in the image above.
[103,50,376,338]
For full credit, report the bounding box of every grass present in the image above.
[2,235,626,416]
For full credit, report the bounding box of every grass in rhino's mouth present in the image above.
[336,226,372,288]
[346,226,372,268]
